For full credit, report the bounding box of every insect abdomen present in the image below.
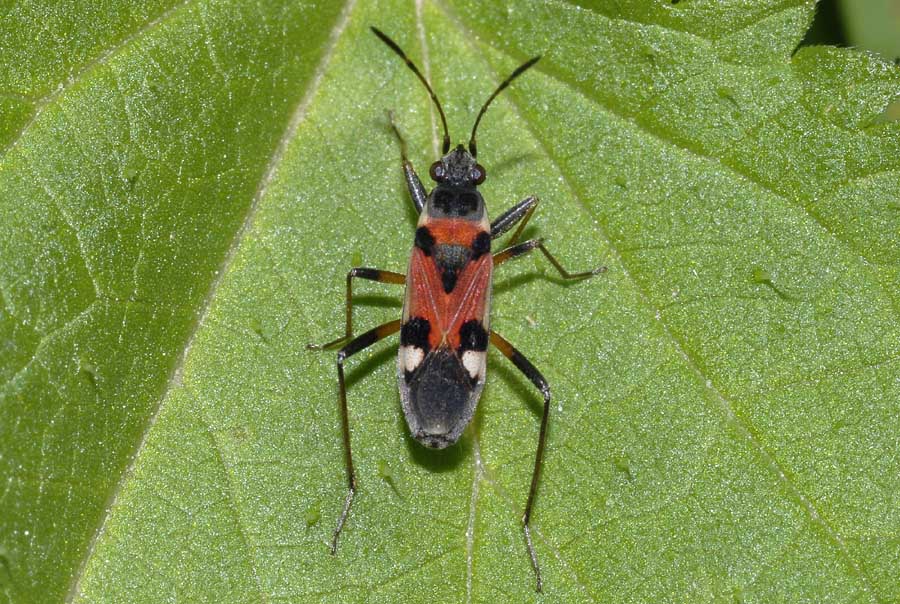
[402,348,478,449]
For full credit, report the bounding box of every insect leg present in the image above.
[307,268,405,350]
[387,110,427,213]
[489,330,551,593]
[490,195,538,243]
[331,319,402,554]
[493,238,605,278]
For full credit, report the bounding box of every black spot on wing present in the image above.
[401,317,431,351]
[458,320,488,353]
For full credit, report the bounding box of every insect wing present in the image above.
[397,247,492,448]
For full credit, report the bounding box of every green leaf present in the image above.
[2,1,899,602]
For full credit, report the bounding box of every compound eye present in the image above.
[429,161,445,182]
[471,164,485,185]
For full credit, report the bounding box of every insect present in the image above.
[308,27,604,593]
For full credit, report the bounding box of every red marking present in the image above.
[424,218,483,246]
[405,218,491,351]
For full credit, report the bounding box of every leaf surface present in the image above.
[1,1,899,602]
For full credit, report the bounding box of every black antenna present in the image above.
[469,55,541,158]
[372,27,451,154]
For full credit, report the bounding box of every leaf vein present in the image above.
[198,413,268,603]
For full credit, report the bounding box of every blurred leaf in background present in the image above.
[839,0,900,60]
[837,0,900,120]
[805,0,900,119]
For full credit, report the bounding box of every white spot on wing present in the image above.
[401,345,425,372]
[461,350,485,380]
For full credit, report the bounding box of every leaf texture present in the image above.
[1,1,899,602]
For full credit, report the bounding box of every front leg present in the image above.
[493,239,605,278]
[490,195,538,243]
[402,162,427,214]
[388,110,427,213]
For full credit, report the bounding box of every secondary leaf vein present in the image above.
[0,0,196,160]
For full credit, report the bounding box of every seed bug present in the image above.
[308,27,605,593]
